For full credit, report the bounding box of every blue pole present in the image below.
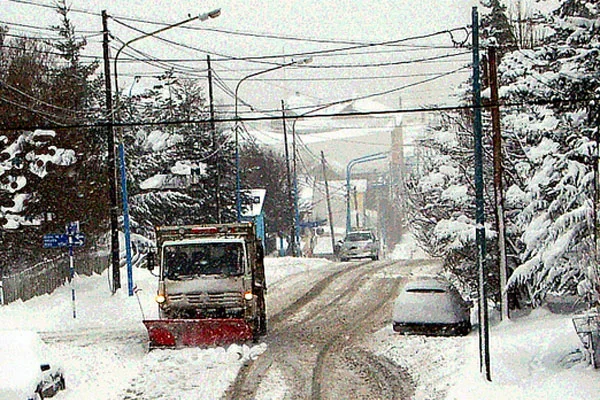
[68,241,76,319]
[345,152,389,234]
[472,6,491,382]
[235,125,241,222]
[119,144,134,296]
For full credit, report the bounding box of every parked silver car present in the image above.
[339,230,380,261]
[392,277,472,336]
[0,330,66,399]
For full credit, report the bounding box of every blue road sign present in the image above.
[66,221,80,235]
[43,232,85,248]
[71,232,85,247]
[43,233,69,248]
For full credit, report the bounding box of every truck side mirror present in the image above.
[146,252,156,271]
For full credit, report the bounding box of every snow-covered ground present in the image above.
[0,236,598,399]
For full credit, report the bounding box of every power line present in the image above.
[2,95,597,133]
[8,0,101,17]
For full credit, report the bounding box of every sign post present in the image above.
[43,221,86,319]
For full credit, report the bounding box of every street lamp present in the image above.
[234,57,312,222]
[113,9,221,98]
[110,9,221,294]
[345,153,388,234]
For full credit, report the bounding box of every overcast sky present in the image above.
[2,0,479,115]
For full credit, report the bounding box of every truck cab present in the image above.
[145,223,267,347]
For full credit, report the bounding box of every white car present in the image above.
[339,230,380,261]
[392,277,472,336]
[0,330,65,400]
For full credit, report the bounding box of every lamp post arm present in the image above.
[113,9,221,106]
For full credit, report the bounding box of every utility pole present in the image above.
[207,55,221,223]
[472,6,491,381]
[282,101,296,256]
[102,10,121,292]
[488,46,509,320]
[292,119,301,256]
[321,151,337,258]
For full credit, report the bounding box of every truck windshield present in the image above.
[163,242,245,279]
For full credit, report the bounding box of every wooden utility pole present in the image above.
[207,55,221,223]
[282,101,296,256]
[321,151,337,258]
[102,10,121,292]
[488,46,509,321]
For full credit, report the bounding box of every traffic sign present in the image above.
[43,232,85,248]
[43,233,69,248]
[71,232,85,247]
[66,221,80,235]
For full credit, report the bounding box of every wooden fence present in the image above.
[0,250,109,305]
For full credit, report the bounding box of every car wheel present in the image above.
[59,376,66,390]
[340,257,348,262]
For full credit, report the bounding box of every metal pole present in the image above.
[102,10,121,292]
[119,144,134,296]
[472,6,491,382]
[234,59,310,222]
[68,235,76,319]
[345,153,388,234]
[207,55,221,223]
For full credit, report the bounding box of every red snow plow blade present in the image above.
[143,319,254,348]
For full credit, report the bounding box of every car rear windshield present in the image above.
[405,288,446,293]
[346,232,373,242]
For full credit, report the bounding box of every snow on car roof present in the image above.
[404,277,452,292]
[0,330,46,391]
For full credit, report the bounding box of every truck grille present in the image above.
[169,291,242,308]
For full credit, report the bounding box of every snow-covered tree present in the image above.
[123,77,236,232]
[0,5,103,268]
[408,0,600,308]
[499,0,600,306]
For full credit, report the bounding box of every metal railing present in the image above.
[0,251,109,305]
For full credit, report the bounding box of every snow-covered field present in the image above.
[0,238,598,399]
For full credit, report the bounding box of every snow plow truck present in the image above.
[143,222,267,348]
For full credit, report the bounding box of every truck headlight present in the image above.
[243,291,254,301]
[155,294,166,304]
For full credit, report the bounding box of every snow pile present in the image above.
[122,344,266,400]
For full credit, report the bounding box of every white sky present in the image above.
[1,0,479,114]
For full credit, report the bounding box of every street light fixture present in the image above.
[109,9,221,294]
[113,9,221,98]
[234,57,312,222]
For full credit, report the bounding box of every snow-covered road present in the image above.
[2,250,599,399]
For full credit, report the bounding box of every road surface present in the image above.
[226,259,416,399]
